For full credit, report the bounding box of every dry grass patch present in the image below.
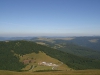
[1,70,100,75]
[89,39,99,43]
[19,51,70,71]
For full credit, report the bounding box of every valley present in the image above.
[0,37,100,74]
[32,37,100,59]
[1,0,100,74]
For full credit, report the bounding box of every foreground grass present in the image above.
[0,70,100,75]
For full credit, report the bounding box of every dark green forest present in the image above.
[66,37,100,51]
[0,41,25,71]
[53,40,100,59]
[0,40,100,71]
[33,39,100,59]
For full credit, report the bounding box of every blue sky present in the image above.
[0,0,100,37]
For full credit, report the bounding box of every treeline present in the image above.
[0,40,100,71]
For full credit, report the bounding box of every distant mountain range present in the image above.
[29,37,100,60]
[0,37,33,41]
[30,36,100,51]
[1,36,100,59]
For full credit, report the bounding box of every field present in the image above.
[0,70,100,75]
[18,51,71,71]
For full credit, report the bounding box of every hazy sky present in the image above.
[0,0,100,37]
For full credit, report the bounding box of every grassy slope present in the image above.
[19,51,70,71]
[0,70,100,75]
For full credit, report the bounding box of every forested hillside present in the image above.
[66,37,100,51]
[53,40,100,59]
[33,39,100,60]
[0,40,100,71]
[0,41,25,71]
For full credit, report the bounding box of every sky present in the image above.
[0,0,100,37]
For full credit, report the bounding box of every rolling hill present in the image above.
[0,40,100,72]
[31,37,100,60]
[65,36,100,51]
[31,36,100,51]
